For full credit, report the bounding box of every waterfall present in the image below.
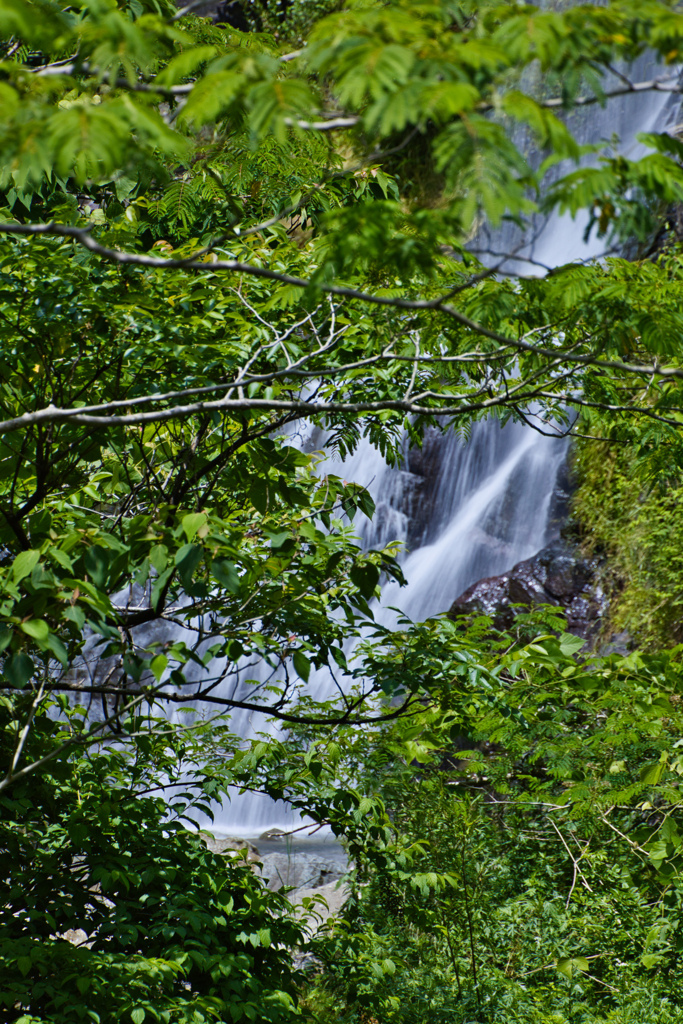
[204,67,679,837]
[479,58,681,274]
[329,420,568,625]
[209,419,567,836]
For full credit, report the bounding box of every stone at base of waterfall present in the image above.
[259,851,346,891]
[58,928,90,947]
[259,827,288,841]
[599,630,632,657]
[292,879,351,937]
[202,834,261,863]
[448,540,606,639]
[201,833,349,892]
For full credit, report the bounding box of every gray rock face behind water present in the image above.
[259,851,346,891]
[203,833,350,938]
[448,540,606,639]
[204,833,348,891]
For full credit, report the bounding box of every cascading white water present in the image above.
[211,418,568,836]
[206,66,680,836]
[372,425,567,625]
[480,59,682,274]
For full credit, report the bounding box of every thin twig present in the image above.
[549,819,593,907]
[6,679,46,782]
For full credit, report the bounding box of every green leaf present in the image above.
[350,562,379,600]
[330,646,347,670]
[4,652,34,688]
[20,619,49,643]
[292,648,311,683]
[131,1009,146,1024]
[149,544,169,574]
[640,761,665,785]
[557,956,589,979]
[84,545,114,589]
[49,547,74,572]
[0,626,13,653]
[16,956,32,976]
[268,530,290,550]
[228,639,244,661]
[175,543,203,586]
[178,69,244,129]
[213,559,240,593]
[182,512,207,542]
[559,632,585,656]
[356,489,376,520]
[0,83,19,118]
[150,654,168,682]
[249,478,270,514]
[154,45,218,88]
[45,632,69,667]
[64,605,86,630]
[12,549,40,583]
[151,566,174,610]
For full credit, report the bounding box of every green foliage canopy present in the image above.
[3,0,683,1021]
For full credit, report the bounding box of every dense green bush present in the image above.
[312,784,683,1023]
[302,623,683,1023]
[0,698,307,1024]
[572,438,683,649]
[5,0,683,1019]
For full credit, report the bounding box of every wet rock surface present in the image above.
[202,835,261,863]
[197,833,350,948]
[259,851,346,892]
[402,427,446,550]
[204,833,349,917]
[448,540,605,638]
[259,827,288,841]
[544,460,574,543]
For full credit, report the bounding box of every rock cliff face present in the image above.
[448,540,606,639]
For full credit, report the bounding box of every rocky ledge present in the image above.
[204,833,350,935]
[448,540,606,639]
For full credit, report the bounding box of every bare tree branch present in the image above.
[0,224,680,439]
[32,63,683,120]
[5,679,46,786]
[4,678,426,728]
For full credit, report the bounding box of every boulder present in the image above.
[202,834,261,864]
[201,833,349,894]
[291,879,351,937]
[448,540,605,639]
[259,827,288,841]
[259,851,346,891]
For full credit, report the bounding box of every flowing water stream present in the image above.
[206,68,680,836]
[211,422,568,836]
